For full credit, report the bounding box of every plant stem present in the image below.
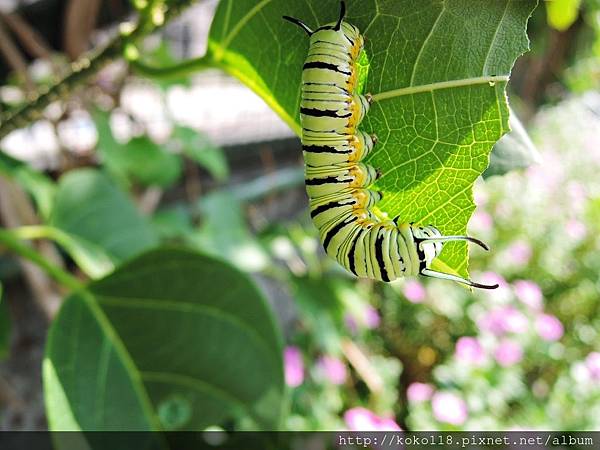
[130,55,214,79]
[0,0,197,140]
[0,227,83,291]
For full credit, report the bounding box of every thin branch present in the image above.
[0,0,197,141]
[0,12,53,60]
[0,18,34,92]
[63,0,102,60]
[341,338,384,394]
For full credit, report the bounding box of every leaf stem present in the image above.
[371,75,509,103]
[0,227,83,291]
[130,55,215,79]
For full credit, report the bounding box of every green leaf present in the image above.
[0,151,56,220]
[484,107,540,178]
[50,169,159,274]
[547,0,581,31]
[44,248,285,431]
[173,127,230,182]
[192,191,269,272]
[206,0,537,278]
[0,283,10,361]
[94,111,182,188]
[151,205,195,240]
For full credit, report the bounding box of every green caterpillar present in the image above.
[283,2,497,289]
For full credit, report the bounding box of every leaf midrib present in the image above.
[95,294,283,370]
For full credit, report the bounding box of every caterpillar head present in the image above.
[411,225,499,290]
[283,2,362,55]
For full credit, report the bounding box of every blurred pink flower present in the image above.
[403,280,426,303]
[344,306,380,333]
[364,305,381,329]
[284,346,304,387]
[566,219,587,240]
[344,314,358,334]
[535,314,564,341]
[494,339,523,367]
[513,280,544,311]
[585,352,600,381]
[455,337,486,365]
[567,181,588,213]
[473,188,488,207]
[431,392,468,425]
[406,382,434,403]
[317,355,347,385]
[470,211,493,232]
[480,272,508,289]
[506,240,532,266]
[344,407,401,431]
[478,307,528,335]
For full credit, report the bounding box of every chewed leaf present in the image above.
[207,0,537,277]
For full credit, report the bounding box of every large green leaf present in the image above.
[50,169,159,276]
[44,248,284,431]
[206,0,536,277]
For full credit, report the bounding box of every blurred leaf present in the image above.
[151,204,194,240]
[173,127,229,182]
[0,152,56,220]
[135,41,193,89]
[290,276,349,352]
[17,225,117,279]
[483,108,541,178]
[44,248,284,431]
[94,111,182,187]
[0,283,10,361]
[206,0,537,277]
[50,169,159,273]
[547,0,581,31]
[192,191,269,272]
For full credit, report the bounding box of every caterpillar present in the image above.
[283,2,498,290]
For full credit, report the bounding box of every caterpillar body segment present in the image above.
[283,2,498,290]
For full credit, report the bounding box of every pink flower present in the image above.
[364,305,381,329]
[406,382,434,403]
[479,272,508,289]
[344,407,401,431]
[344,306,380,333]
[455,337,486,366]
[494,339,523,367]
[566,219,587,240]
[317,355,347,385]
[506,240,532,266]
[535,314,564,341]
[470,211,493,232]
[478,307,528,335]
[431,392,468,426]
[585,352,600,381]
[344,314,358,334]
[403,280,426,303]
[284,346,304,387]
[513,280,543,311]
